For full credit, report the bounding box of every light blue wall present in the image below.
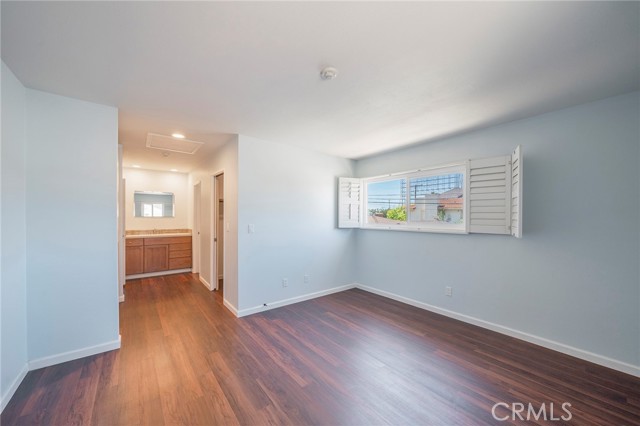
[237,135,356,311]
[189,137,240,308]
[1,62,28,409]
[26,89,120,361]
[355,92,640,366]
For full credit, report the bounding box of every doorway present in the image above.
[193,181,201,274]
[212,173,224,293]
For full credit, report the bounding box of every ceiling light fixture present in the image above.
[320,66,338,80]
[171,133,185,139]
[132,164,141,168]
[170,169,178,172]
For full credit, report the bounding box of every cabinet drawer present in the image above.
[169,257,192,270]
[170,242,192,251]
[126,238,143,247]
[169,249,191,259]
[145,236,192,246]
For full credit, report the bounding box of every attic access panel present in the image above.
[146,133,204,154]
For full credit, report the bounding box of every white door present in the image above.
[193,182,201,274]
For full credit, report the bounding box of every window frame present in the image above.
[361,162,468,234]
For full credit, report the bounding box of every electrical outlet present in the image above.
[248,224,255,234]
[445,286,453,297]
[282,278,288,288]
[304,274,310,284]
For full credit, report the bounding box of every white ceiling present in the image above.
[2,2,639,169]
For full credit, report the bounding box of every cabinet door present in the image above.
[144,245,169,273]
[125,246,144,275]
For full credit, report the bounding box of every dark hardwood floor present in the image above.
[2,273,639,425]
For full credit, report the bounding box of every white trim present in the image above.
[211,174,217,291]
[119,294,125,303]
[199,275,212,291]
[28,336,121,371]
[365,160,467,181]
[237,284,357,317]
[126,268,191,280]
[192,181,202,274]
[223,298,238,316]
[355,284,640,377]
[360,225,467,234]
[1,364,28,413]
[211,170,225,292]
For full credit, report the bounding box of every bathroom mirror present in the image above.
[134,191,175,218]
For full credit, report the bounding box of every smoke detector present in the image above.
[320,67,338,80]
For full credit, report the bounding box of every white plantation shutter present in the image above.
[338,147,522,235]
[338,177,361,228]
[511,145,523,238]
[468,155,512,235]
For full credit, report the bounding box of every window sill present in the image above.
[360,225,467,234]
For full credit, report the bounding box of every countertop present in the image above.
[126,233,192,239]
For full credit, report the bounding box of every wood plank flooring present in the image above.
[2,273,639,425]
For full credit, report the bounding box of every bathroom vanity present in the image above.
[125,233,192,277]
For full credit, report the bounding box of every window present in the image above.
[366,178,407,225]
[134,191,175,218]
[141,203,165,217]
[364,165,466,232]
[338,146,523,237]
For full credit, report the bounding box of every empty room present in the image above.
[1,1,639,425]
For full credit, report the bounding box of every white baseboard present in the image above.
[199,276,212,291]
[126,268,191,280]
[1,364,28,413]
[355,284,640,377]
[28,336,121,371]
[223,298,238,316]
[237,284,357,318]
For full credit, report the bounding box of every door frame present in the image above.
[211,171,224,291]
[117,144,125,303]
[192,181,202,274]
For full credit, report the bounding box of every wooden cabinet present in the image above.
[168,237,192,270]
[126,236,192,276]
[144,245,169,272]
[125,238,144,275]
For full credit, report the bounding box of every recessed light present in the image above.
[170,169,179,172]
[171,133,185,139]
[132,165,141,168]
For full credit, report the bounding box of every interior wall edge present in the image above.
[0,364,28,414]
[27,336,121,371]
[0,336,121,413]
[237,283,357,318]
[199,275,212,291]
[223,298,238,317]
